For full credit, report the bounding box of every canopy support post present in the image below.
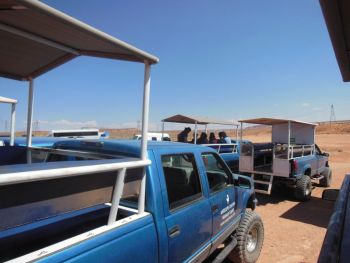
[9,103,16,146]
[26,78,34,163]
[138,61,151,214]
[240,123,243,142]
[161,121,165,140]
[205,124,208,133]
[235,125,238,142]
[287,121,291,159]
[194,121,198,144]
[108,168,126,225]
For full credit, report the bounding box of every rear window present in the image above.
[161,153,202,210]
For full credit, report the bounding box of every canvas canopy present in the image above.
[239,118,317,127]
[239,118,317,145]
[162,114,239,126]
[0,0,159,81]
[319,0,350,82]
[0,96,17,104]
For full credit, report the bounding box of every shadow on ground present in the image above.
[279,196,334,228]
[256,189,335,228]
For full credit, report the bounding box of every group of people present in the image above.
[177,127,231,144]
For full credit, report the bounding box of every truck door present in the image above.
[200,152,237,238]
[315,145,327,173]
[156,151,212,263]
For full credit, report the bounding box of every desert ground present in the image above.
[10,123,349,262]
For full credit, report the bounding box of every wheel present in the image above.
[294,175,312,201]
[229,210,264,263]
[319,167,332,187]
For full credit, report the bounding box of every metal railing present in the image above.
[0,155,151,225]
[203,143,238,154]
[274,144,315,159]
[288,144,315,159]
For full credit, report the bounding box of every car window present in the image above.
[201,152,233,193]
[315,145,321,155]
[161,153,202,210]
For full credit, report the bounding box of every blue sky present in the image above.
[1,0,350,131]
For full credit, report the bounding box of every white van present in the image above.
[48,129,100,139]
[133,132,171,141]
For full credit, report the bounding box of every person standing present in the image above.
[218,131,231,144]
[177,127,191,142]
[209,132,218,144]
[197,132,209,144]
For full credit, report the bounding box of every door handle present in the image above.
[211,204,219,213]
[168,225,181,238]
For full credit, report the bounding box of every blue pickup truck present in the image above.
[238,118,331,200]
[0,140,263,263]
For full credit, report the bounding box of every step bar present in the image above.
[252,174,274,195]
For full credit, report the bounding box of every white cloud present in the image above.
[29,119,98,130]
[301,102,310,107]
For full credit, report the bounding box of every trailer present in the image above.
[238,118,331,200]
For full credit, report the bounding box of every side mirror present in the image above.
[237,176,252,189]
[322,189,339,201]
[322,152,330,157]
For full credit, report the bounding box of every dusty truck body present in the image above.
[0,140,264,263]
[238,118,331,200]
[161,114,244,172]
[0,1,264,262]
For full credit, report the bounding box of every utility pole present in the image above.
[34,120,39,135]
[330,104,336,126]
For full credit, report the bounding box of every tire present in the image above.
[319,167,332,187]
[294,175,312,201]
[229,210,264,263]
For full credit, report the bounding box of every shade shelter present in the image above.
[161,114,239,144]
[0,96,17,146]
[239,117,317,146]
[319,0,350,82]
[0,0,158,234]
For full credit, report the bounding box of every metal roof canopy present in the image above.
[239,118,317,145]
[162,114,239,144]
[162,114,239,126]
[239,117,317,127]
[0,0,158,216]
[0,96,17,146]
[319,0,350,82]
[0,0,159,81]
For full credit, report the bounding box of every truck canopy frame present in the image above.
[0,1,158,260]
[0,96,17,146]
[161,114,239,145]
[239,117,317,147]
[239,118,318,180]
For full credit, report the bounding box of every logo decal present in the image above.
[226,194,230,205]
